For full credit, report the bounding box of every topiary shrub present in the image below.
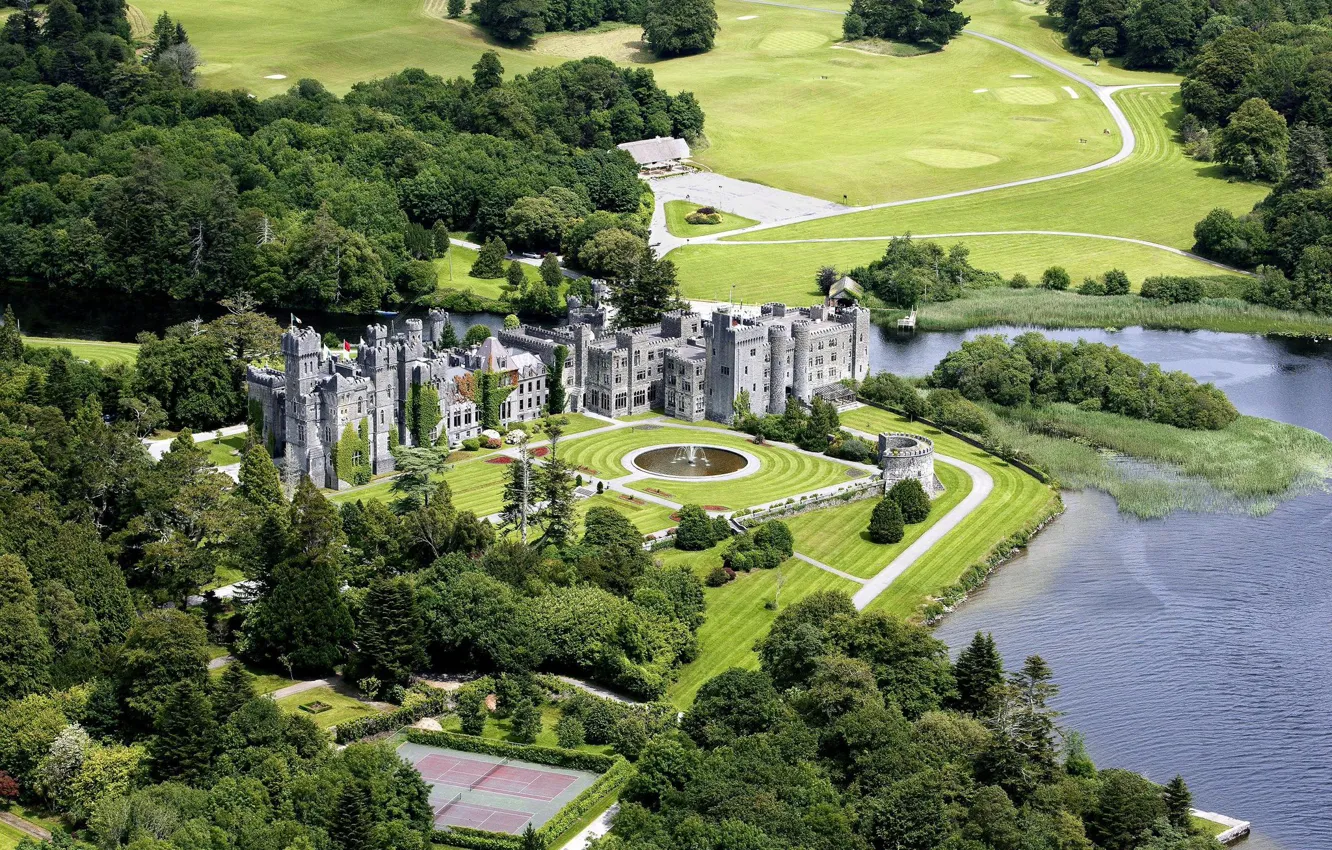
[705,565,733,587]
[462,437,481,451]
[889,478,931,524]
[556,714,586,749]
[867,497,904,544]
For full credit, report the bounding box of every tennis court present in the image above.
[398,741,600,835]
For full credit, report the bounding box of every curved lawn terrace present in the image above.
[558,424,869,511]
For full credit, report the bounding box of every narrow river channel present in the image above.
[872,326,1332,850]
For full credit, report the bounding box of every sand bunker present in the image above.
[1010,73,1033,78]
[737,14,758,19]
[1062,85,1079,99]
[973,88,988,93]
[264,74,287,79]
[907,148,1000,169]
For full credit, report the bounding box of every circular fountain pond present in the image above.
[624,444,758,480]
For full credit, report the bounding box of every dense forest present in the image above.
[0,1,704,313]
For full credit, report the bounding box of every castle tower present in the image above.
[282,326,322,398]
[767,324,788,414]
[426,309,448,347]
[791,319,812,404]
[852,306,870,382]
[280,326,326,486]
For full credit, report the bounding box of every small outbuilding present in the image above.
[828,276,863,303]
[616,136,692,172]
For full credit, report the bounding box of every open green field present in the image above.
[658,548,860,707]
[734,89,1269,252]
[785,461,971,578]
[664,201,758,238]
[332,454,509,515]
[963,0,1180,87]
[274,685,386,729]
[580,492,678,534]
[25,336,139,367]
[210,659,297,696]
[0,822,26,850]
[840,405,1057,617]
[671,234,1227,304]
[433,244,545,302]
[199,433,247,467]
[136,0,1113,204]
[558,425,864,510]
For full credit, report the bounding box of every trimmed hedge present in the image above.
[334,691,451,744]
[417,732,634,850]
[404,728,618,773]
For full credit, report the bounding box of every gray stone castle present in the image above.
[248,299,871,489]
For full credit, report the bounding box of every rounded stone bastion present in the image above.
[876,433,942,496]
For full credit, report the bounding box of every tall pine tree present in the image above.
[330,781,373,850]
[952,631,1004,716]
[151,680,218,785]
[355,577,425,687]
[237,442,283,506]
[211,661,255,724]
[1163,775,1192,829]
[0,554,52,698]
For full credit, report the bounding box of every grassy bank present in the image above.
[671,236,1228,305]
[25,336,139,366]
[912,287,1332,337]
[989,404,1332,516]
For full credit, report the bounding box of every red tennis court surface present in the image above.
[432,800,531,834]
[416,753,578,802]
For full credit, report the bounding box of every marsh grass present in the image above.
[913,288,1332,337]
[989,404,1332,516]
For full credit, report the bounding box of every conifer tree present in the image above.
[151,681,218,785]
[440,321,459,348]
[547,345,567,414]
[211,661,255,723]
[330,781,373,850]
[502,436,536,543]
[0,554,52,698]
[889,477,932,524]
[511,699,541,744]
[536,419,577,547]
[1163,775,1192,829]
[540,253,562,290]
[472,237,508,278]
[237,443,283,507]
[867,497,904,544]
[0,304,22,361]
[356,577,425,687]
[952,631,1004,716]
[506,260,526,292]
[520,823,545,849]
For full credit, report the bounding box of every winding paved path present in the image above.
[653,4,1194,264]
[848,452,994,611]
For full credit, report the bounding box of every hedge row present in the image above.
[334,691,451,744]
[404,728,619,773]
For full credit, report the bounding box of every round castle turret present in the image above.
[877,432,940,496]
[791,319,811,402]
[767,323,788,414]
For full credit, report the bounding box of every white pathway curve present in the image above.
[850,453,993,611]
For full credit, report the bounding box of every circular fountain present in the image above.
[623,444,759,480]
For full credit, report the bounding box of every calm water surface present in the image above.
[872,325,1332,850]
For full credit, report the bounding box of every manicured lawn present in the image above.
[785,460,971,578]
[664,201,758,238]
[1190,815,1228,838]
[274,686,386,729]
[548,412,608,436]
[136,0,1111,204]
[204,565,245,592]
[839,406,1057,618]
[199,433,247,467]
[965,0,1180,87]
[580,492,678,534]
[558,425,863,510]
[332,456,509,516]
[671,233,1230,304]
[438,704,614,755]
[210,659,299,696]
[659,549,861,707]
[433,244,546,302]
[24,336,139,367]
[0,822,26,850]
[736,89,1269,253]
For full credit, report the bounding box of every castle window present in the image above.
[298,424,306,441]
[634,390,646,407]
[750,348,756,356]
[615,392,627,409]
[352,450,363,467]
[831,352,837,362]
[721,366,730,376]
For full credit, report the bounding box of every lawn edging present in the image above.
[919,489,1063,623]
[408,730,632,850]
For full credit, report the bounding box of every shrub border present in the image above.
[334,691,451,744]
[407,730,631,850]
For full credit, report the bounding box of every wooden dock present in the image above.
[896,309,917,331]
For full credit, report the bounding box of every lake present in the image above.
[875,325,1332,850]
